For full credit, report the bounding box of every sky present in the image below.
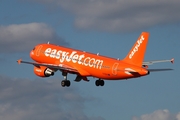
[0,0,180,120]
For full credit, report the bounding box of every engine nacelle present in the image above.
[34,66,54,77]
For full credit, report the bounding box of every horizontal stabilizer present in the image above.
[143,58,174,65]
[148,68,173,72]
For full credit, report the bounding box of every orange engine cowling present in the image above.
[34,66,54,77]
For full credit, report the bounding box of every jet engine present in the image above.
[34,66,54,77]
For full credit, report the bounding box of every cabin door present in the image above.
[36,45,43,56]
[112,63,119,75]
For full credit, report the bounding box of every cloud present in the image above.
[0,75,104,120]
[0,23,68,53]
[27,0,180,32]
[132,109,180,120]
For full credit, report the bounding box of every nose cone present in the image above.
[30,50,35,59]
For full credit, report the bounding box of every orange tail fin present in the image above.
[123,32,149,67]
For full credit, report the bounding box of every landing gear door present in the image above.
[36,45,43,56]
[112,63,119,75]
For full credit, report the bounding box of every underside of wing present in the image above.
[17,59,78,73]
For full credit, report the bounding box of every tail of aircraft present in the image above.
[123,32,149,67]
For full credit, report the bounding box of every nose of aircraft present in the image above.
[30,49,35,58]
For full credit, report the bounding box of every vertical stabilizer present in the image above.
[123,32,149,66]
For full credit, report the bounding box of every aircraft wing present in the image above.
[17,59,78,73]
[143,58,174,65]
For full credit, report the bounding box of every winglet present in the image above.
[171,58,174,64]
[17,59,22,64]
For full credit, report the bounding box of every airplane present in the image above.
[17,32,174,87]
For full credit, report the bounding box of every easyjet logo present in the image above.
[129,35,145,59]
[44,48,103,69]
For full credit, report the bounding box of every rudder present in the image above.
[123,32,149,66]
